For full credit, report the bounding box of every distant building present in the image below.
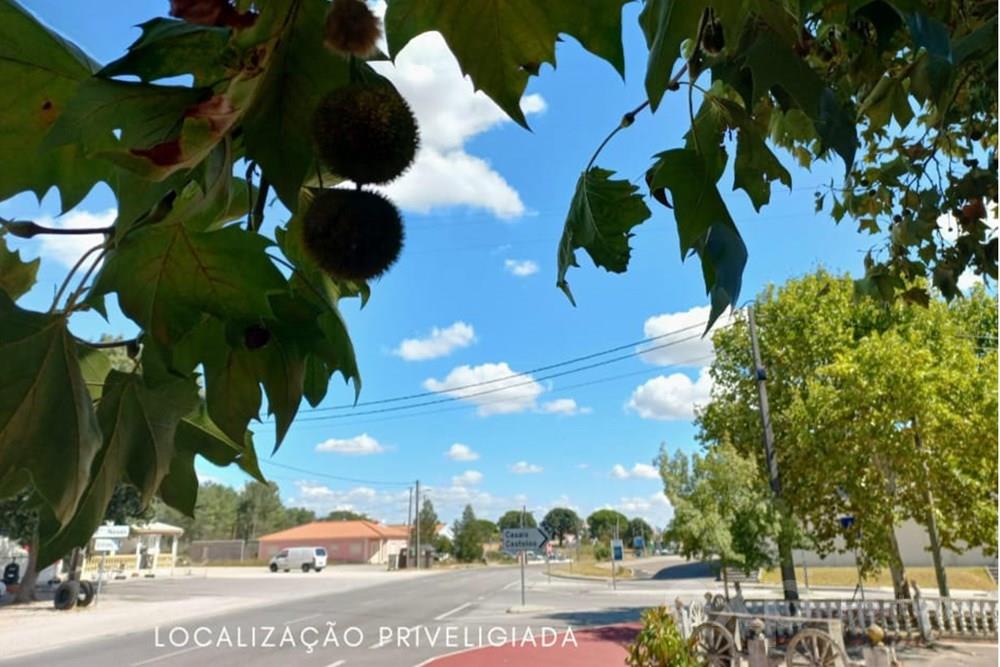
[258,521,410,564]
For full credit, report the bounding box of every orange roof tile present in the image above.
[259,520,409,542]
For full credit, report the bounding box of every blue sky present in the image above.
[4,1,891,529]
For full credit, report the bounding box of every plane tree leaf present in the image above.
[99,18,232,85]
[556,167,651,305]
[36,370,197,565]
[89,222,287,346]
[638,0,706,111]
[385,0,627,127]
[0,294,101,525]
[0,0,112,210]
[0,231,40,300]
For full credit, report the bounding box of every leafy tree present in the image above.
[236,481,287,540]
[587,509,629,542]
[471,519,500,543]
[433,534,452,556]
[284,507,316,527]
[498,509,536,531]
[325,510,371,521]
[542,507,581,546]
[0,0,996,567]
[416,498,439,548]
[657,443,780,584]
[699,273,997,596]
[625,517,654,547]
[451,505,485,562]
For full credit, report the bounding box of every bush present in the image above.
[593,542,611,561]
[625,606,700,667]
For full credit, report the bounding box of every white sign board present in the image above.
[502,528,548,555]
[92,538,119,553]
[94,525,129,539]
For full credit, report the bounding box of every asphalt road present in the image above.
[3,563,712,667]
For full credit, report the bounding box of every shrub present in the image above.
[625,606,701,667]
[593,542,611,561]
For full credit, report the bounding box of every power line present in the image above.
[304,319,715,413]
[259,459,412,487]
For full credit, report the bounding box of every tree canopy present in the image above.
[696,272,997,583]
[542,507,582,546]
[587,508,629,542]
[498,510,536,531]
[0,0,995,566]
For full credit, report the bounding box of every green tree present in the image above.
[472,519,500,543]
[451,505,485,562]
[283,507,316,527]
[0,0,996,567]
[542,507,581,546]
[587,509,629,542]
[625,517,654,547]
[497,510,536,531]
[325,510,370,521]
[236,482,286,540]
[699,273,997,596]
[416,498,439,548]
[657,443,780,587]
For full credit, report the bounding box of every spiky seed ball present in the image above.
[312,83,419,185]
[303,189,404,281]
[324,0,381,58]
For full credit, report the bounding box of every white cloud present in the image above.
[540,398,591,416]
[394,321,476,361]
[611,463,659,480]
[424,362,543,415]
[452,470,484,487]
[958,270,983,292]
[504,259,540,277]
[639,305,732,367]
[617,493,674,528]
[445,443,479,461]
[509,461,543,474]
[626,368,713,421]
[33,208,115,268]
[314,433,386,455]
[369,4,545,219]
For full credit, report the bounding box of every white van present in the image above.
[269,547,327,572]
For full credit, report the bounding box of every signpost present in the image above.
[502,526,548,607]
[91,525,128,606]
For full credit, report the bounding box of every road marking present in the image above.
[325,661,346,667]
[133,645,202,666]
[285,613,321,625]
[433,602,471,621]
[502,580,519,590]
[477,595,485,600]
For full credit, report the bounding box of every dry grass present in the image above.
[759,566,995,591]
[551,560,633,579]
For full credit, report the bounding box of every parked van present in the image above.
[269,547,327,572]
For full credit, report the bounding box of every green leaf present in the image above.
[650,148,747,327]
[78,345,113,400]
[638,0,706,111]
[0,0,111,210]
[99,18,232,85]
[37,371,197,564]
[741,34,857,171]
[0,294,101,524]
[385,0,627,127]
[242,0,355,211]
[0,230,39,299]
[90,222,287,345]
[556,167,652,304]
[734,119,792,211]
[903,12,953,102]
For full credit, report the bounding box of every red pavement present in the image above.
[423,624,639,667]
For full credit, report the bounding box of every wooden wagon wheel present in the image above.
[689,600,707,627]
[690,621,738,667]
[785,628,848,667]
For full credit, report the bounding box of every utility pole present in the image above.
[406,486,413,568]
[414,480,421,570]
[520,504,526,607]
[747,306,799,601]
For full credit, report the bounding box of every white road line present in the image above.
[433,602,471,621]
[502,580,519,590]
[132,645,203,666]
[368,637,391,650]
[325,661,346,667]
[285,613,321,625]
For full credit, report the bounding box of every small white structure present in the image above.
[130,522,185,572]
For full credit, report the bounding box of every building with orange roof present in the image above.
[258,520,411,564]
